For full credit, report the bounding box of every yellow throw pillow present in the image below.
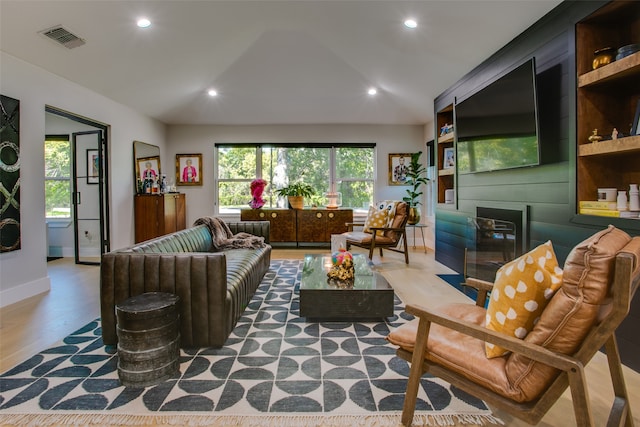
[376,200,399,227]
[484,240,563,358]
[363,206,389,236]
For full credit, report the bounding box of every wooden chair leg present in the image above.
[402,319,431,426]
[567,363,595,427]
[402,231,409,264]
[604,335,635,427]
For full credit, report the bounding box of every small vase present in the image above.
[617,191,628,211]
[407,207,420,225]
[629,184,639,211]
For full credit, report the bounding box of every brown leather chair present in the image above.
[388,226,639,426]
[343,201,410,264]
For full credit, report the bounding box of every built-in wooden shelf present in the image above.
[578,51,640,88]
[438,133,454,143]
[578,135,640,157]
[438,168,454,176]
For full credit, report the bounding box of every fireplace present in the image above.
[464,205,529,282]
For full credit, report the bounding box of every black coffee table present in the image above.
[299,254,394,320]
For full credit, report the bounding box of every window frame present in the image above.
[214,143,376,215]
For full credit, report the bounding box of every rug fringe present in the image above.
[0,412,504,427]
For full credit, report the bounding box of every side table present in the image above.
[406,223,428,253]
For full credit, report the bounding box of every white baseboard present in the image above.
[0,276,51,308]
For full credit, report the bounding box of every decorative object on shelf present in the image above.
[443,147,455,169]
[632,100,640,136]
[617,191,628,211]
[402,151,429,225]
[598,188,617,202]
[587,129,603,143]
[324,191,342,209]
[176,153,202,186]
[616,44,639,61]
[611,128,618,140]
[439,123,454,137]
[629,184,639,211]
[592,47,615,70]
[249,178,267,209]
[274,181,315,209]
[388,153,412,185]
[327,248,355,286]
[445,189,455,204]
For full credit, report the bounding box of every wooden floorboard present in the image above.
[1,246,638,426]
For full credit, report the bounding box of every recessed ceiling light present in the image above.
[137,18,151,28]
[404,18,418,29]
[208,89,218,97]
[368,87,378,96]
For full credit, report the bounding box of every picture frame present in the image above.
[176,153,202,186]
[86,149,99,184]
[137,155,160,183]
[388,153,412,185]
[443,147,455,169]
[631,100,640,136]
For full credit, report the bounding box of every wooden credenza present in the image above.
[240,208,353,244]
[135,193,186,243]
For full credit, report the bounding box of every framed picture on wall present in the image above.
[176,153,202,186]
[86,149,99,184]
[137,156,160,183]
[388,153,412,185]
[443,147,455,169]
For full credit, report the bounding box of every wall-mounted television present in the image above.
[455,58,540,174]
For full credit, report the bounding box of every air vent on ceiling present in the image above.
[39,25,86,49]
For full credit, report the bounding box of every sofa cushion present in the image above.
[485,240,563,358]
[505,225,631,402]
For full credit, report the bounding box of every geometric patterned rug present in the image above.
[0,260,502,426]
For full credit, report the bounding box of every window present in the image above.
[44,136,71,218]
[216,144,375,214]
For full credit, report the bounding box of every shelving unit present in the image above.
[576,1,640,210]
[436,104,455,205]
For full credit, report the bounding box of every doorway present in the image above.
[45,107,110,265]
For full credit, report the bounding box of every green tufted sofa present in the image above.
[100,221,271,348]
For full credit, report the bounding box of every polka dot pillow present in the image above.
[484,240,563,358]
[363,205,389,236]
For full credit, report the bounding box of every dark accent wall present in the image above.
[434,1,640,372]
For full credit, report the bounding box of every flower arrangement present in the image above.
[249,179,268,209]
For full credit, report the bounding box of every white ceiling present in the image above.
[0,0,563,126]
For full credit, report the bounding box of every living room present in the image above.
[1,1,640,425]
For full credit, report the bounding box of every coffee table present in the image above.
[299,253,394,320]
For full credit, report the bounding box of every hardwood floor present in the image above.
[1,247,638,426]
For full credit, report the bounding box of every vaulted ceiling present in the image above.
[0,0,563,125]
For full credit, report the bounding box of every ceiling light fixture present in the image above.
[368,87,378,96]
[137,18,151,28]
[404,18,418,29]
[208,89,218,97]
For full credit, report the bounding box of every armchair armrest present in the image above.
[463,277,494,307]
[405,303,581,372]
[346,222,365,231]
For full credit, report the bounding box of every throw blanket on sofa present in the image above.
[194,216,267,250]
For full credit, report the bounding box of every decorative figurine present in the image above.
[327,248,355,285]
[249,179,267,209]
[588,129,603,143]
[612,128,618,140]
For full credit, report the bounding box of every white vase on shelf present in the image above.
[617,191,628,211]
[629,184,639,211]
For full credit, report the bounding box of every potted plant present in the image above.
[402,151,429,224]
[275,182,316,209]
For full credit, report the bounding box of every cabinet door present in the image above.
[163,195,177,234]
[174,194,186,231]
[267,210,297,242]
[135,195,160,243]
[297,210,327,242]
[326,210,352,237]
[240,209,263,221]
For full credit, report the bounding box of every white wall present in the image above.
[0,52,166,307]
[166,123,432,231]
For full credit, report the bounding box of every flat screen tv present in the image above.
[455,58,540,174]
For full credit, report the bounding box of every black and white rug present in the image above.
[0,260,501,426]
